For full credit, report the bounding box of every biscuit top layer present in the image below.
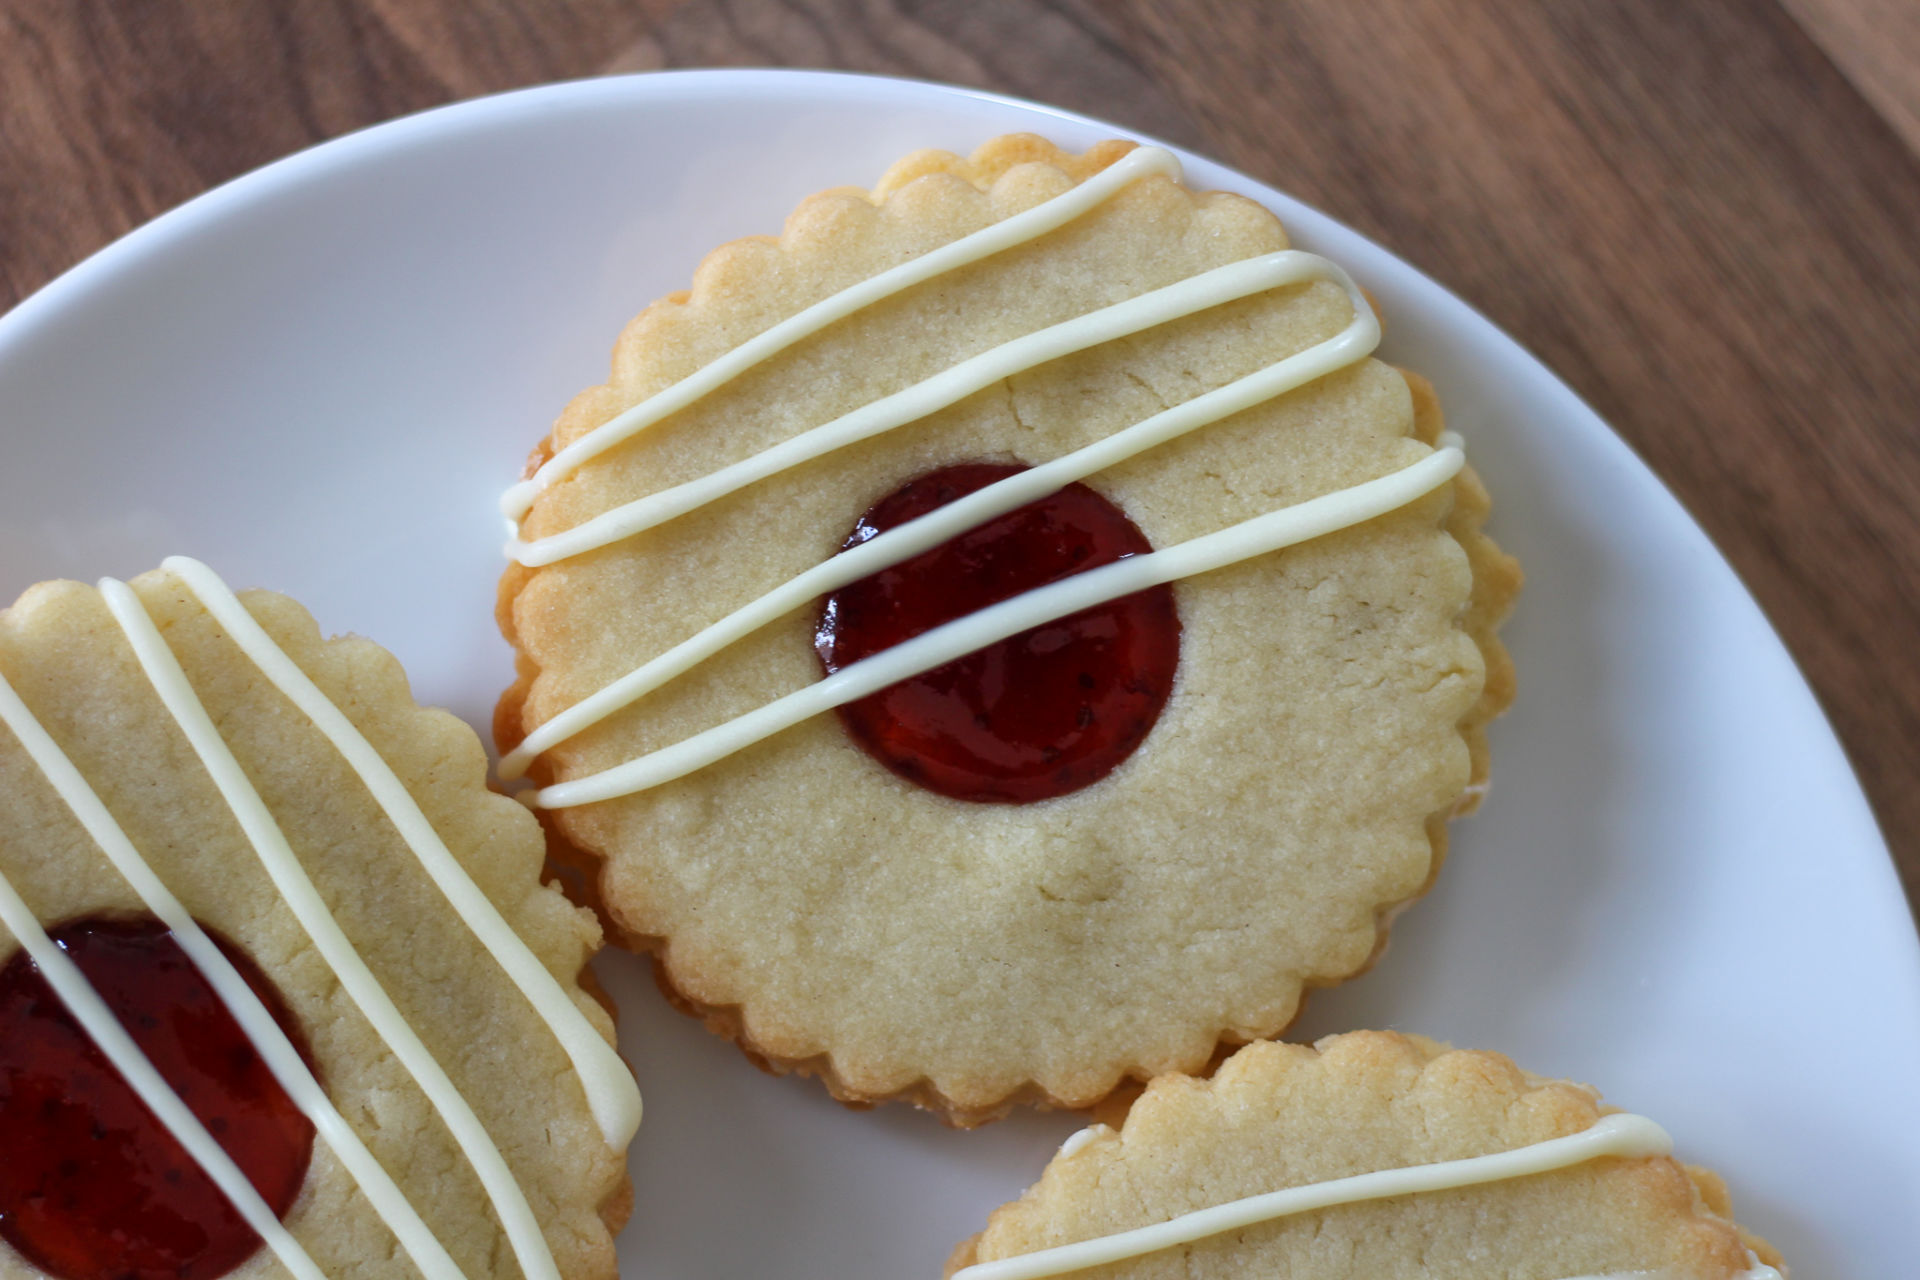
[499,134,1515,1117]
[0,563,632,1280]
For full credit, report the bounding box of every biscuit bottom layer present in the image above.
[0,916,314,1280]
[815,462,1181,804]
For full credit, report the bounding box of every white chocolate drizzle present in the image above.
[0,649,464,1280]
[500,143,1183,545]
[532,446,1461,809]
[101,576,560,1280]
[500,146,1467,810]
[1055,1124,1110,1160]
[509,251,1358,569]
[0,872,329,1280]
[498,248,1379,781]
[162,555,641,1149]
[952,1113,1677,1280]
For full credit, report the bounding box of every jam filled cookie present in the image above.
[0,560,639,1280]
[948,1033,1786,1279]
[496,135,1519,1122]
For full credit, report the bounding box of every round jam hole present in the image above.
[0,916,315,1280]
[816,462,1181,804]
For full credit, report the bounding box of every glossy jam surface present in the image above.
[816,463,1181,803]
[0,917,315,1280]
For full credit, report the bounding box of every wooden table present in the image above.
[4,0,1917,916]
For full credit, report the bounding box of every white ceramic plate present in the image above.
[1,69,1914,1278]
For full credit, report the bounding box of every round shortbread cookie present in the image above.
[0,564,635,1280]
[949,1032,1786,1279]
[497,135,1520,1122]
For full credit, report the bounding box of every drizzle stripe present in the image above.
[531,446,1463,810]
[508,251,1338,567]
[500,144,1183,533]
[951,1113,1674,1280]
[0,871,328,1280]
[159,556,641,1149]
[0,638,464,1280]
[499,250,1374,780]
[103,576,561,1280]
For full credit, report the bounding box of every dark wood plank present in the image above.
[602,0,1207,149]
[0,0,660,305]
[1786,0,1920,157]
[1,0,1916,917]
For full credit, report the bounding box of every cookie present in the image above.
[948,1033,1786,1279]
[496,135,1520,1122]
[0,559,639,1280]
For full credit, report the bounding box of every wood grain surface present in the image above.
[3,0,1917,917]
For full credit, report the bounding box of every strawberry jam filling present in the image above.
[0,916,315,1280]
[816,462,1181,804]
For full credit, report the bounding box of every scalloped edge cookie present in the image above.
[0,564,635,1280]
[949,1032,1785,1278]
[497,135,1520,1124]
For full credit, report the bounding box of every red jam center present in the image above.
[0,916,315,1280]
[816,463,1181,803]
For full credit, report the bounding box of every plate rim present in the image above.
[3,65,1908,959]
